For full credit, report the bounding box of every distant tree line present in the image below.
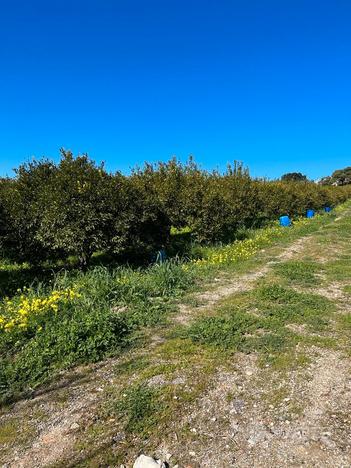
[319,166,351,186]
[0,149,350,267]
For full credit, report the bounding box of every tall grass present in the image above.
[0,260,194,402]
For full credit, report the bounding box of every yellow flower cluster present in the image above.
[186,213,322,270]
[0,287,81,333]
[189,225,284,268]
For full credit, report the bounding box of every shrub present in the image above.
[0,166,53,263]
[33,149,114,268]
[108,170,170,262]
[0,152,351,266]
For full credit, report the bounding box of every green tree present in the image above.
[330,167,351,186]
[0,164,54,263]
[281,172,308,182]
[108,168,170,262]
[34,149,113,267]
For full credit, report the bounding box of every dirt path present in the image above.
[161,348,351,467]
[174,232,319,326]
[1,210,351,468]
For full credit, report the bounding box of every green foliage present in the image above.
[320,166,351,186]
[281,172,308,182]
[112,384,161,435]
[0,152,350,265]
[254,284,332,329]
[273,261,319,285]
[186,283,333,353]
[0,260,194,403]
[0,168,53,263]
[186,311,263,349]
[109,167,170,262]
[33,149,114,267]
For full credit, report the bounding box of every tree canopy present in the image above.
[281,172,308,182]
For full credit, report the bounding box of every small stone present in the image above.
[96,387,104,392]
[189,451,196,457]
[113,305,128,314]
[190,428,197,433]
[269,404,274,409]
[247,436,256,446]
[210,417,217,422]
[70,422,80,430]
[320,436,336,449]
[165,453,172,461]
[232,399,245,414]
[283,398,291,402]
[246,370,253,376]
[133,455,163,468]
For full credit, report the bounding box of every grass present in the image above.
[325,259,351,281]
[9,200,350,466]
[111,384,161,436]
[0,420,18,444]
[273,260,320,286]
[0,202,349,407]
[185,281,333,357]
[0,260,195,403]
[0,417,35,459]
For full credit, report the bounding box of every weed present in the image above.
[254,284,332,329]
[0,420,18,445]
[273,261,320,286]
[0,260,194,403]
[111,384,161,436]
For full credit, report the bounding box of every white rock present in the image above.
[189,451,196,456]
[70,422,80,430]
[133,455,163,468]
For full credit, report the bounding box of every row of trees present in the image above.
[0,150,350,267]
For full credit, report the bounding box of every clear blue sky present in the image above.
[1,0,350,179]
